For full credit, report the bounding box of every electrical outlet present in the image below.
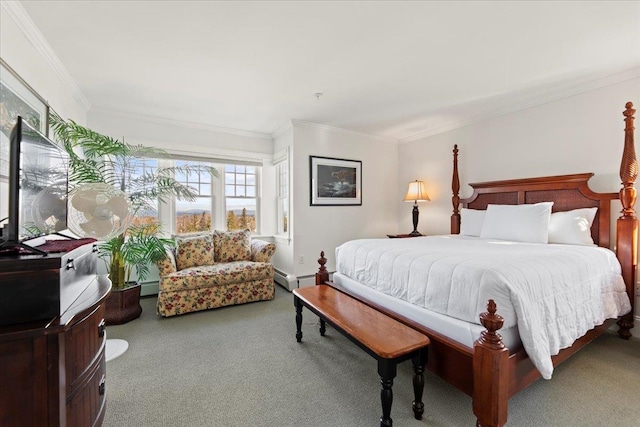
[299,255,305,264]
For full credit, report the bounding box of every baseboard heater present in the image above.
[274,268,298,291]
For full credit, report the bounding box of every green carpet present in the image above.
[104,286,640,427]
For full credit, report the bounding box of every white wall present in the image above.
[398,78,640,234]
[1,2,89,227]
[0,4,88,125]
[87,109,273,160]
[291,122,399,280]
[398,77,640,334]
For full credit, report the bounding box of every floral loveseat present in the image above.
[156,230,276,317]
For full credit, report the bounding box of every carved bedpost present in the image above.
[617,102,637,339]
[451,144,461,234]
[473,300,508,427]
[316,251,329,285]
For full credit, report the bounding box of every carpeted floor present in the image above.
[103,285,640,427]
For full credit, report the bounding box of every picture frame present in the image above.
[1,59,49,178]
[310,155,362,206]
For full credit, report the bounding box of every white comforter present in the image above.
[335,235,631,379]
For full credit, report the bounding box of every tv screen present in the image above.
[1,116,68,246]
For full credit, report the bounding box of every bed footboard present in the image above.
[473,300,509,427]
[616,102,637,339]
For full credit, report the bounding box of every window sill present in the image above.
[273,235,291,245]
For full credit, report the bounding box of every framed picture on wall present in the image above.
[1,59,49,178]
[310,155,362,206]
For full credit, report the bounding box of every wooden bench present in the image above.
[293,285,430,427]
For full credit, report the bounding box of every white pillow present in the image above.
[548,207,597,246]
[460,208,485,237]
[480,202,553,244]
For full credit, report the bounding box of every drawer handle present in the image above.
[99,375,106,396]
[98,319,106,338]
[66,259,75,270]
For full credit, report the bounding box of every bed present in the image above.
[314,102,637,427]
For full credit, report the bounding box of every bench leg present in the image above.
[411,348,427,419]
[294,296,303,342]
[378,359,397,427]
[319,319,326,336]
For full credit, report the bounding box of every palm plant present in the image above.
[50,112,217,289]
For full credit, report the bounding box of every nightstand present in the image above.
[387,234,422,238]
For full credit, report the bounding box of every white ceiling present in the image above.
[18,1,640,141]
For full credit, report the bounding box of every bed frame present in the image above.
[315,102,637,426]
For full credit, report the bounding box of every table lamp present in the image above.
[403,180,430,236]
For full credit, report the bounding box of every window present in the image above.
[276,160,288,235]
[224,164,257,232]
[118,155,261,236]
[128,158,159,227]
[174,160,213,234]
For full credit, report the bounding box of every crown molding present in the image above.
[2,1,91,112]
[150,143,272,164]
[272,120,293,140]
[90,107,273,141]
[290,119,398,145]
[400,67,640,143]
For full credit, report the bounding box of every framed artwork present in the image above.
[1,59,49,178]
[310,155,362,206]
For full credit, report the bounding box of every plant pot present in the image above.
[105,283,142,325]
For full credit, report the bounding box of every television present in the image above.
[0,116,68,254]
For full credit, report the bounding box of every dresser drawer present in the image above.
[0,242,98,326]
[66,353,106,427]
[65,302,106,395]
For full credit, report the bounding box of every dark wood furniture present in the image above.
[0,239,99,326]
[0,243,110,427]
[294,285,430,427]
[315,103,637,427]
[386,234,422,238]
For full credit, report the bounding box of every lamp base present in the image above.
[408,230,423,237]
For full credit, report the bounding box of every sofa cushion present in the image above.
[175,234,215,270]
[213,229,252,262]
[159,261,274,292]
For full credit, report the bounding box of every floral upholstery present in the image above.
[157,278,274,317]
[160,261,273,292]
[213,229,251,262]
[175,234,215,270]
[156,248,177,276]
[156,233,276,317]
[251,240,276,263]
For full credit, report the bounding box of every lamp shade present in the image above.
[403,180,430,202]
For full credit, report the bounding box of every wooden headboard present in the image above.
[450,102,637,338]
[452,172,616,248]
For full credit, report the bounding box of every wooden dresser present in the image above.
[0,243,110,426]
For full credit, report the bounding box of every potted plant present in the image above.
[98,222,171,324]
[50,112,217,324]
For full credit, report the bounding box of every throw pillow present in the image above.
[548,207,597,245]
[175,234,215,270]
[480,202,553,244]
[213,229,252,262]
